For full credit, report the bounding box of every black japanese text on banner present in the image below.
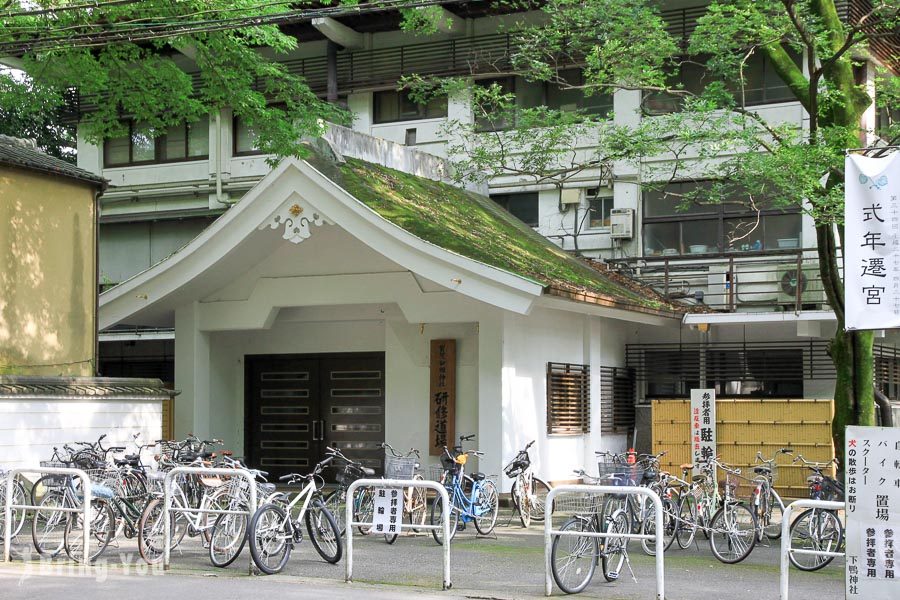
[844,152,900,330]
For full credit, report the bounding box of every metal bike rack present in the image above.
[345,478,452,590]
[544,485,665,599]
[3,467,93,564]
[163,466,257,575]
[779,499,844,600]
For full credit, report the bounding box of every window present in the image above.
[547,362,590,435]
[641,181,801,256]
[587,188,614,228]
[600,366,635,434]
[475,71,613,132]
[643,52,800,114]
[234,115,260,155]
[104,117,209,167]
[491,192,539,227]
[373,90,448,124]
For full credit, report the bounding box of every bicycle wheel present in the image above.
[601,509,630,582]
[356,488,375,535]
[788,508,843,571]
[137,497,173,564]
[474,480,499,535]
[676,494,698,549]
[306,499,342,564]
[31,489,68,557]
[528,477,552,523]
[709,502,757,564]
[323,489,347,535]
[119,471,148,513]
[409,479,428,532]
[430,494,458,545]
[0,479,27,539]
[64,498,115,563]
[551,517,598,594]
[209,509,248,568]
[641,498,677,556]
[249,503,292,575]
[764,491,785,540]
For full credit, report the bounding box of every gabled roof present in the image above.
[0,135,106,187]
[101,143,681,328]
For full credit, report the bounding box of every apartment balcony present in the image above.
[608,249,839,314]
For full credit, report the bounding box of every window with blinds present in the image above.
[546,362,590,435]
[599,366,635,434]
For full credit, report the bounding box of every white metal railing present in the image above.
[779,499,844,600]
[3,467,93,563]
[544,485,665,599]
[163,467,257,575]
[345,478,451,590]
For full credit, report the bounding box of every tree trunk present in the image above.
[829,328,875,457]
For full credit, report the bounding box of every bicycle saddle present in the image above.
[258,482,276,495]
[680,463,693,471]
[753,466,772,475]
[362,467,375,476]
[471,472,486,481]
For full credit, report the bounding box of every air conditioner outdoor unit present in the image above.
[776,265,826,308]
[707,266,733,309]
[609,208,634,239]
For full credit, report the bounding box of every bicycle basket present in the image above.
[439,453,460,476]
[428,464,447,482]
[504,451,530,478]
[336,463,367,487]
[385,455,418,480]
[553,491,604,516]
[597,460,643,486]
[38,460,70,486]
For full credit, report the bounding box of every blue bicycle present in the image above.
[430,434,499,544]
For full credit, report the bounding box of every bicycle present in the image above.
[638,468,680,556]
[550,469,635,593]
[788,454,844,571]
[430,434,499,544]
[320,446,375,536]
[382,443,427,544]
[248,456,342,575]
[706,458,757,564]
[750,447,792,542]
[504,440,551,528]
[673,460,719,550]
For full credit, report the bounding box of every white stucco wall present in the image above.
[500,307,629,487]
[0,399,163,472]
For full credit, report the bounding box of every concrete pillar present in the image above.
[477,314,503,478]
[175,302,212,439]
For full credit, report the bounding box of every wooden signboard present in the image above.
[429,339,456,456]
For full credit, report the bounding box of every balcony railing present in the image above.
[608,249,842,313]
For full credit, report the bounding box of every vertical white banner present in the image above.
[845,152,900,330]
[845,426,900,599]
[690,389,716,474]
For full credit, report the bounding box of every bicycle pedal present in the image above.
[608,572,619,581]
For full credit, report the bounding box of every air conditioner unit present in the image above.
[559,188,583,205]
[776,265,826,308]
[609,208,634,239]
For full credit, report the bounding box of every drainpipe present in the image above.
[874,388,894,427]
[327,41,339,103]
[214,111,237,206]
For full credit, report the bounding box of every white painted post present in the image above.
[3,470,12,563]
[779,499,844,600]
[544,484,665,599]
[345,478,451,590]
[163,466,257,574]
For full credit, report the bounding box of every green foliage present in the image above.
[0,1,355,158]
[0,73,74,159]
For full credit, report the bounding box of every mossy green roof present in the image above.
[306,151,679,315]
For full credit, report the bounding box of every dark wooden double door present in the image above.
[245,353,385,480]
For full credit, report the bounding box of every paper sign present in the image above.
[371,487,402,535]
[690,389,716,474]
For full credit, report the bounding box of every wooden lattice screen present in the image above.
[547,362,590,435]
[600,366,636,434]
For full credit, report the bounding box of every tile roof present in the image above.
[0,376,177,399]
[0,135,106,187]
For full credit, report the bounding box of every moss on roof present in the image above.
[306,151,677,313]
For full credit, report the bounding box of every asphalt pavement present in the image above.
[1,517,844,599]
